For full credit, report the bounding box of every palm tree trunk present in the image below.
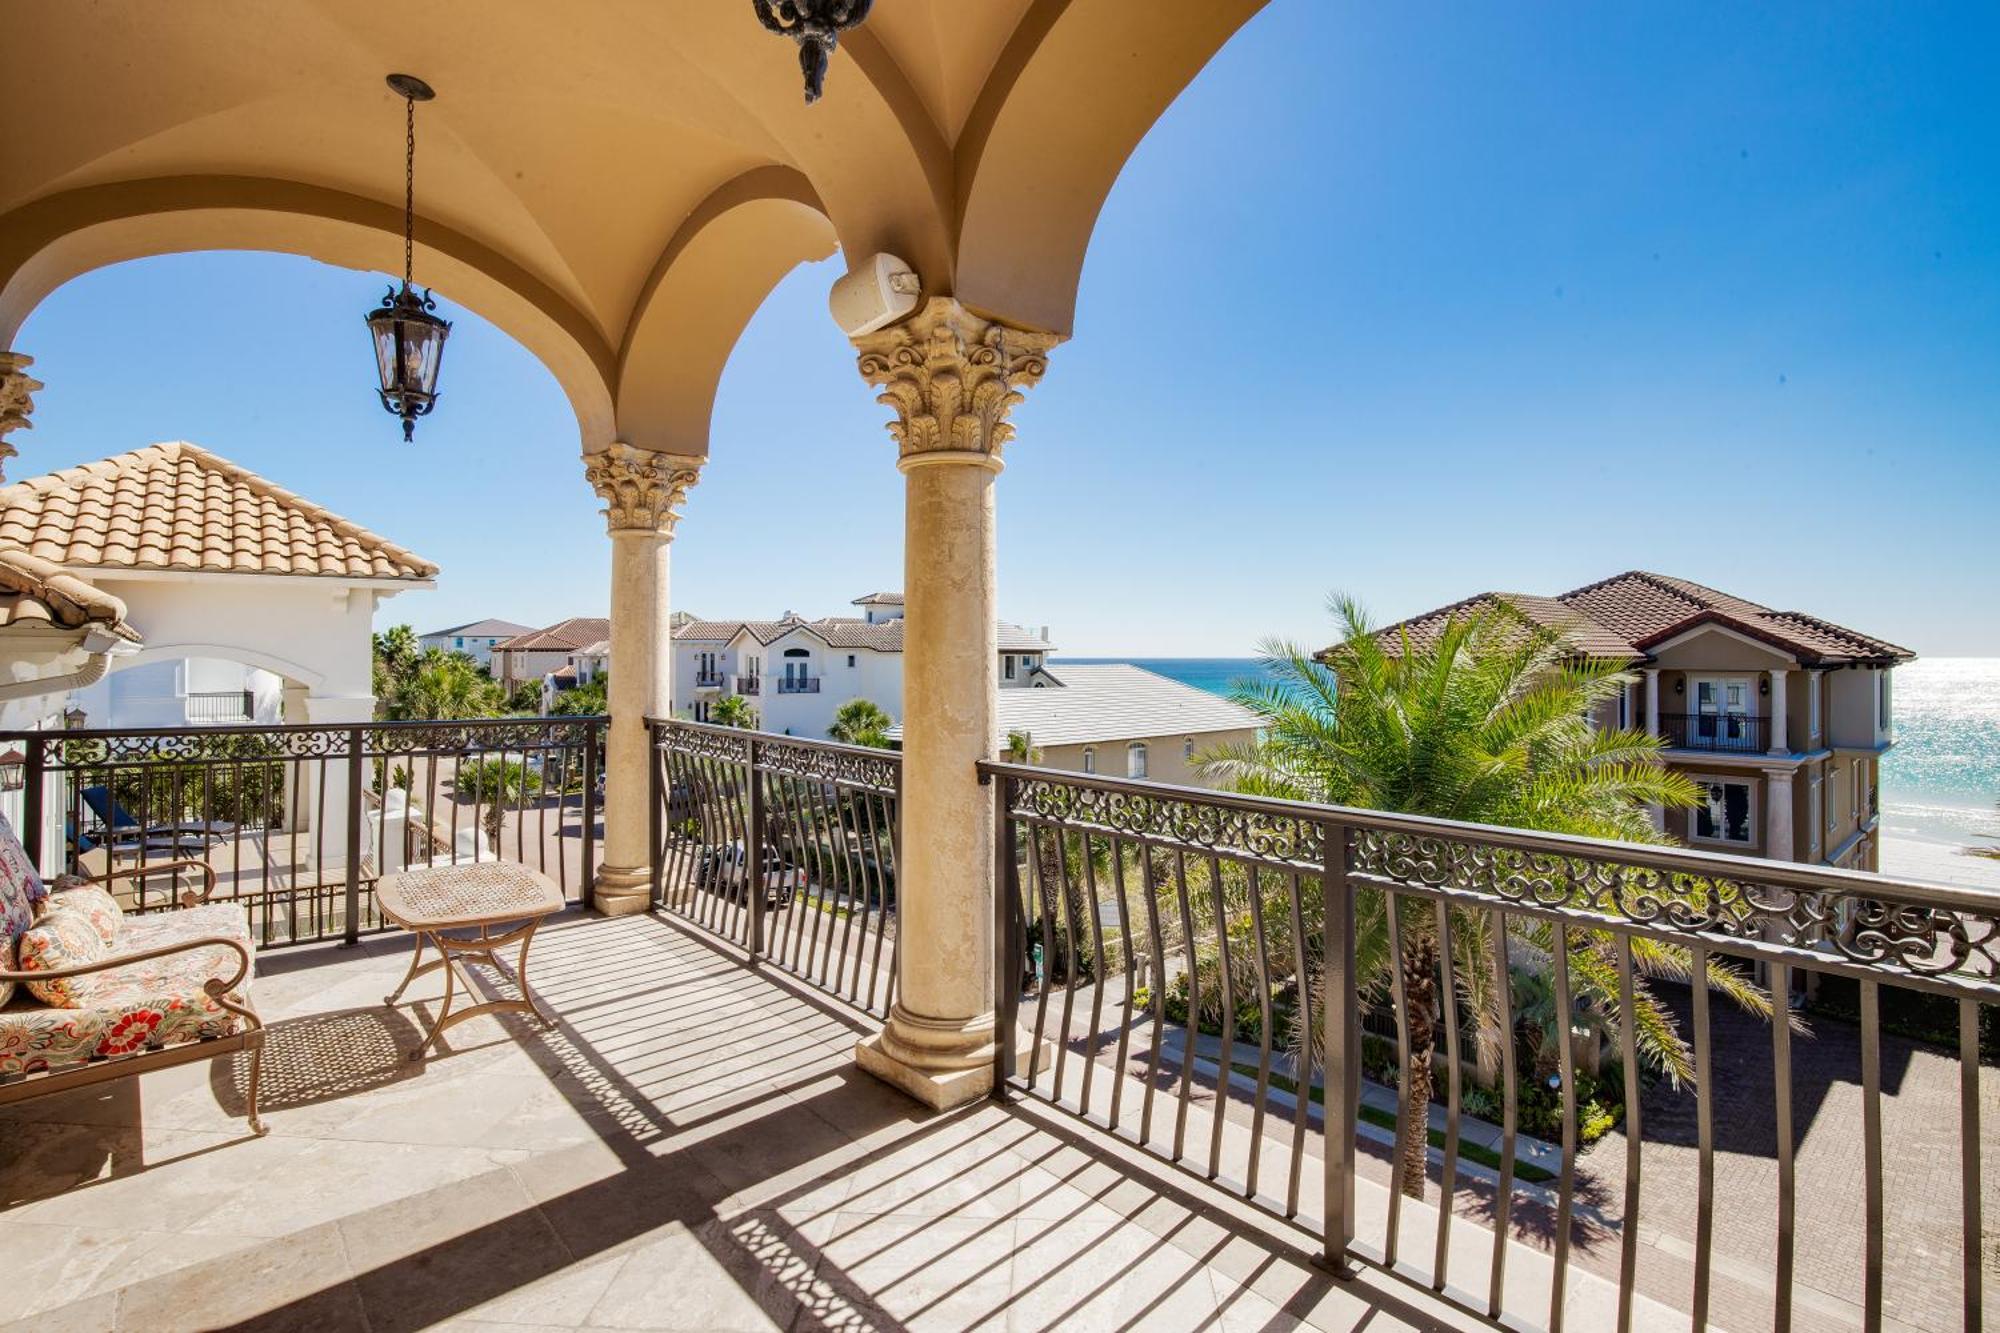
[1397,936,1439,1199]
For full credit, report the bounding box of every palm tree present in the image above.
[711,694,758,730]
[829,699,893,747]
[1200,594,1784,1199]
[386,650,504,721]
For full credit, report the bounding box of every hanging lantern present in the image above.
[365,74,452,442]
[751,0,873,104]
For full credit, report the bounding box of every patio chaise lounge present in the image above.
[80,785,235,846]
[0,815,264,1133]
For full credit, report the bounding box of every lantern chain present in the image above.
[402,91,416,293]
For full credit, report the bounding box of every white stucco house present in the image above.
[419,618,532,671]
[0,443,437,737]
[670,592,1053,737]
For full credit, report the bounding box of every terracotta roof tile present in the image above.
[0,443,436,581]
[0,547,138,640]
[1366,570,1912,666]
[671,615,1053,654]
[495,617,612,653]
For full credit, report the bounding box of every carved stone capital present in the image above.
[853,299,1062,469]
[0,352,43,483]
[583,443,703,536]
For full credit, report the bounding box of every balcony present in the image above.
[184,688,255,724]
[735,675,761,696]
[1659,710,1771,753]
[0,716,1987,1332]
[776,676,821,694]
[692,670,725,690]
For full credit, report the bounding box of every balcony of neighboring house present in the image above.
[776,675,821,695]
[183,688,256,724]
[1658,709,1772,753]
[735,674,761,696]
[692,669,726,690]
[2,712,1988,1333]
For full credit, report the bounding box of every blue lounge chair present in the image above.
[79,786,234,847]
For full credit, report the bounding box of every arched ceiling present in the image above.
[0,0,1266,458]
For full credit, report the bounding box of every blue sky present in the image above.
[16,2,1999,656]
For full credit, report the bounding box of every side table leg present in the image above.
[411,937,460,1062]
[385,929,428,1006]
[517,917,553,1027]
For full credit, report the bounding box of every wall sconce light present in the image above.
[1760,676,1771,696]
[1673,678,1684,696]
[61,705,87,730]
[0,748,23,792]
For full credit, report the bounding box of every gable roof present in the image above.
[495,617,611,653]
[885,664,1261,748]
[850,591,904,606]
[0,547,138,640]
[1367,571,1913,666]
[673,615,1053,654]
[425,618,533,640]
[0,442,437,581]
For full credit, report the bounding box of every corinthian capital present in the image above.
[0,352,43,483]
[853,299,1062,468]
[583,443,703,535]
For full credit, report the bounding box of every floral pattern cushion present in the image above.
[42,885,124,949]
[0,902,253,1079]
[16,908,106,1007]
[0,812,46,943]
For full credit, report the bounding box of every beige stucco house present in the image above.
[1379,571,1914,872]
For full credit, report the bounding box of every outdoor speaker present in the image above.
[829,253,922,337]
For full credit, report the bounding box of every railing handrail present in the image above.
[975,757,1998,914]
[0,715,610,744]
[647,715,901,766]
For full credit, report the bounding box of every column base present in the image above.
[855,1031,995,1111]
[592,864,652,917]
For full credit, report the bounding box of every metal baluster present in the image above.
[1026,821,1057,1088]
[1385,890,1413,1267]
[1284,870,1311,1219]
[1772,960,1796,1333]
[1960,996,1984,1333]
[1614,932,1641,1333]
[1105,834,1138,1132]
[1487,909,1518,1319]
[1861,979,1883,1333]
[1322,820,1358,1272]
[1171,847,1199,1164]
[1434,899,1463,1291]
[992,773,1021,1093]
[830,777,864,996]
[1050,823,1085,1105]
[1241,863,1277,1201]
[1691,943,1715,1331]
[1205,850,1235,1181]
[343,728,363,946]
[1138,844,1169,1150]
[859,782,892,1014]
[1548,923,1577,1333]
[1077,831,1110,1119]
[746,745,767,958]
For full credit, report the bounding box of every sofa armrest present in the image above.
[81,858,218,907]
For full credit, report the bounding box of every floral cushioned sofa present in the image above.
[0,813,265,1132]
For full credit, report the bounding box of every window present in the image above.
[1127,742,1149,779]
[1828,767,1843,836]
[1082,747,1095,775]
[1855,758,1869,817]
[453,637,463,649]
[1004,655,1016,680]
[847,655,856,668]
[1183,736,1195,762]
[1690,778,1753,845]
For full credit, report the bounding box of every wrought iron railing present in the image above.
[982,759,1996,1333]
[1659,710,1771,753]
[693,670,725,689]
[736,676,761,696]
[185,689,255,723]
[777,676,821,694]
[4,717,602,948]
[647,718,898,1017]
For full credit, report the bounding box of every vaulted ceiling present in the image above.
[0,1,1264,455]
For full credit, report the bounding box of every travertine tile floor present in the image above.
[0,912,1661,1332]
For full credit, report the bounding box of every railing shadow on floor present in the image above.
[94,913,1456,1333]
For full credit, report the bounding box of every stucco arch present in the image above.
[0,177,619,451]
[111,641,327,693]
[615,168,838,457]
[952,0,1268,335]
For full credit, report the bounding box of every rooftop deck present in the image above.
[0,910,1679,1332]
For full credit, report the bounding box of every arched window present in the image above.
[1127,742,1148,779]
[1082,747,1095,775]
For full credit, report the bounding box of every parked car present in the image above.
[696,842,800,908]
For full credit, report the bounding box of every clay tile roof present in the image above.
[670,615,1055,654]
[850,591,904,606]
[0,547,139,640]
[1362,570,1913,666]
[0,443,436,581]
[494,617,612,652]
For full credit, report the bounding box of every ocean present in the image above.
[1056,656,2000,889]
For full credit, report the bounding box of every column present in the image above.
[585,443,701,916]
[1764,769,1795,862]
[0,351,42,483]
[850,297,1060,1110]
[1767,668,1788,755]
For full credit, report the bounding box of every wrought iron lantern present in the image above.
[0,748,23,792]
[751,0,872,103]
[365,74,451,442]
[60,705,87,731]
